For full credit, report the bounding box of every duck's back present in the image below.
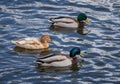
[50,17,78,28]
[11,37,44,49]
[50,17,76,23]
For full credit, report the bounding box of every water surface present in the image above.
[0,0,120,84]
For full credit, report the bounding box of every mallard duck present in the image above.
[50,13,90,28]
[36,47,83,67]
[11,35,52,49]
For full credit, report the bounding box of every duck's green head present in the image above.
[70,47,83,58]
[77,13,90,24]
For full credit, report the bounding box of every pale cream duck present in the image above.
[11,35,52,49]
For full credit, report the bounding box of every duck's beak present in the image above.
[85,18,91,24]
[80,53,84,57]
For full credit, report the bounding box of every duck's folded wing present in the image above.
[11,37,39,45]
[36,54,67,63]
[53,22,78,28]
[50,59,72,67]
[36,54,72,67]
[50,17,76,23]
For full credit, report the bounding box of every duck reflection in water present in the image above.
[13,46,51,56]
[70,57,84,71]
[77,27,91,35]
[49,25,75,34]
[50,25,90,35]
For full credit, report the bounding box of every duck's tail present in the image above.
[49,18,54,23]
[11,40,16,44]
[36,59,45,65]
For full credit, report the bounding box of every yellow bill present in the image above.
[85,18,91,24]
[80,53,84,57]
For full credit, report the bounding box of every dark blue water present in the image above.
[0,0,120,84]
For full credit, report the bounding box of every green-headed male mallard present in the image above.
[50,13,90,28]
[36,47,83,67]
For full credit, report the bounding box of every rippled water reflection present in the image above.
[0,0,120,83]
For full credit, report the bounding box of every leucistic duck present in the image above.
[11,35,52,49]
[50,13,90,28]
[36,47,83,67]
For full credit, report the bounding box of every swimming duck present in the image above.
[50,13,90,28]
[11,35,52,49]
[36,47,83,67]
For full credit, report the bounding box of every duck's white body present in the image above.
[50,17,79,28]
[36,54,72,67]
